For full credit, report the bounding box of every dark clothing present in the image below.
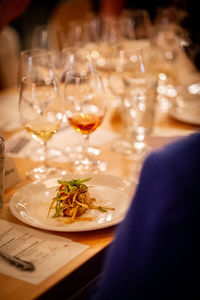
[92,132,200,300]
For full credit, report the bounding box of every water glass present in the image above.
[120,75,157,157]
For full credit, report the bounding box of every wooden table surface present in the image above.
[0,87,199,300]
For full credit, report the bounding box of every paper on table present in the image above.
[5,127,119,162]
[0,219,89,284]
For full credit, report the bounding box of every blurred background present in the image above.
[0,0,199,90]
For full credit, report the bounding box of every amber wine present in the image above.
[68,113,103,135]
[25,121,60,143]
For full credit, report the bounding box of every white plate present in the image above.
[169,108,200,125]
[10,174,136,232]
[169,97,200,125]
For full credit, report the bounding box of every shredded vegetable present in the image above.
[48,177,114,223]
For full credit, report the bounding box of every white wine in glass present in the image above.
[19,49,67,163]
[19,51,66,180]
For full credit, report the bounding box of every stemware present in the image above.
[64,71,107,173]
[32,26,67,86]
[19,48,68,162]
[19,50,66,180]
[32,24,66,51]
[66,19,97,47]
[100,15,134,45]
[122,9,152,48]
[62,47,101,157]
[32,25,49,50]
[150,24,183,112]
[111,47,157,157]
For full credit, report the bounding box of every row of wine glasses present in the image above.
[64,9,152,48]
[18,48,107,179]
[62,46,156,159]
[18,8,161,180]
[19,45,158,181]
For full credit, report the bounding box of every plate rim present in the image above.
[10,173,136,232]
[169,106,200,125]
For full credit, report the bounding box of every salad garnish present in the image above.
[48,177,114,223]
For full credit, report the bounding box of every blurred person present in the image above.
[0,0,31,31]
[0,0,66,88]
[0,0,31,88]
[10,0,62,50]
[91,131,200,300]
[0,25,20,88]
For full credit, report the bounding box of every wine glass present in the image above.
[66,19,97,47]
[62,46,101,157]
[111,47,157,158]
[32,26,68,90]
[19,49,68,162]
[122,9,152,48]
[100,15,134,44]
[32,25,67,100]
[19,50,66,180]
[150,24,183,112]
[64,71,107,173]
[32,24,66,51]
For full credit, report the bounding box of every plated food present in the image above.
[47,177,115,223]
[10,174,134,232]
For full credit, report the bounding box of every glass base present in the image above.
[26,165,67,180]
[67,157,107,173]
[26,147,68,163]
[112,140,133,155]
[64,145,100,161]
[113,139,150,160]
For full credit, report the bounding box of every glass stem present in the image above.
[82,134,90,159]
[133,133,145,154]
[42,141,49,168]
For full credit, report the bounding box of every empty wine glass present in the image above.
[32,25,49,50]
[100,15,134,44]
[150,23,184,112]
[64,71,107,173]
[66,19,96,47]
[111,47,157,157]
[32,24,66,51]
[32,26,68,87]
[19,50,66,180]
[122,9,152,48]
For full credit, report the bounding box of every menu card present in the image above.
[0,220,89,284]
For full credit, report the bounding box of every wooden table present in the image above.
[0,87,199,300]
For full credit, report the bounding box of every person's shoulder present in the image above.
[143,132,200,170]
[149,132,200,159]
